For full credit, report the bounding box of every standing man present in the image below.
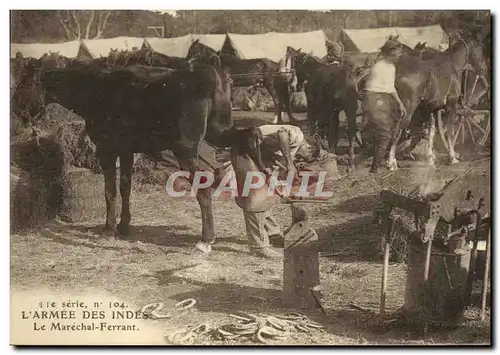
[231,124,319,259]
[362,38,407,173]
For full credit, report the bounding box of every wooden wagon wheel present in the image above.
[437,65,491,153]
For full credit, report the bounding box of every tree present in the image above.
[57,10,112,40]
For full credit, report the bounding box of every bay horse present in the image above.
[384,33,489,171]
[288,46,370,172]
[16,58,238,254]
[186,39,297,124]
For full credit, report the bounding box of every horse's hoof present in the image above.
[195,241,212,254]
[117,222,131,237]
[101,225,118,239]
[388,163,398,172]
[427,159,436,168]
[347,165,355,174]
[449,157,460,165]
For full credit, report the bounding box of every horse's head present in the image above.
[133,46,154,66]
[11,59,47,123]
[286,47,307,88]
[106,48,122,67]
[187,38,216,61]
[286,46,301,59]
[447,30,489,79]
[379,37,406,62]
[414,41,426,52]
[326,41,344,60]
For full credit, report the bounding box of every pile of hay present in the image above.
[231,87,308,113]
[59,167,115,223]
[10,105,101,230]
[232,87,274,112]
[54,121,100,173]
[132,151,178,186]
[10,136,67,231]
[290,91,307,112]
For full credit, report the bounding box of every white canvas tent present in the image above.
[10,40,82,59]
[143,35,193,57]
[190,34,226,53]
[395,25,450,52]
[82,36,146,58]
[224,30,328,62]
[341,25,449,53]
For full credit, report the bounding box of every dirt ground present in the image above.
[10,112,491,346]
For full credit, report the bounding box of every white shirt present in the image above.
[258,124,305,159]
[365,59,397,94]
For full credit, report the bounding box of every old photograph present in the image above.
[9,9,491,346]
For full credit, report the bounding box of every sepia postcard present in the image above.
[9,9,491,346]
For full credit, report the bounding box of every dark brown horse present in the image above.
[186,39,298,124]
[289,47,369,172]
[14,59,238,253]
[384,33,489,171]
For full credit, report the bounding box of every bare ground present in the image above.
[10,113,491,346]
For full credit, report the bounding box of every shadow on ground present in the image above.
[331,194,379,214]
[38,221,249,255]
[316,215,380,262]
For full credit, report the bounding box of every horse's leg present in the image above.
[384,95,420,171]
[99,150,118,237]
[177,157,216,253]
[278,78,295,124]
[174,99,217,253]
[274,83,284,124]
[265,80,280,123]
[426,112,436,167]
[345,104,358,173]
[446,104,460,164]
[327,110,340,155]
[117,151,134,236]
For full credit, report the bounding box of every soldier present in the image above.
[231,124,320,259]
[362,38,407,173]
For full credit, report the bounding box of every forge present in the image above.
[373,166,491,325]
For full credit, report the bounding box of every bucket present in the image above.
[402,239,472,325]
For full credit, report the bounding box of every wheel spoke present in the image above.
[468,75,480,103]
[472,89,488,106]
[437,110,450,152]
[461,120,466,145]
[463,69,469,103]
[452,120,462,147]
[471,119,486,134]
[479,115,491,146]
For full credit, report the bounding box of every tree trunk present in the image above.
[84,10,95,39]
[93,11,111,39]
